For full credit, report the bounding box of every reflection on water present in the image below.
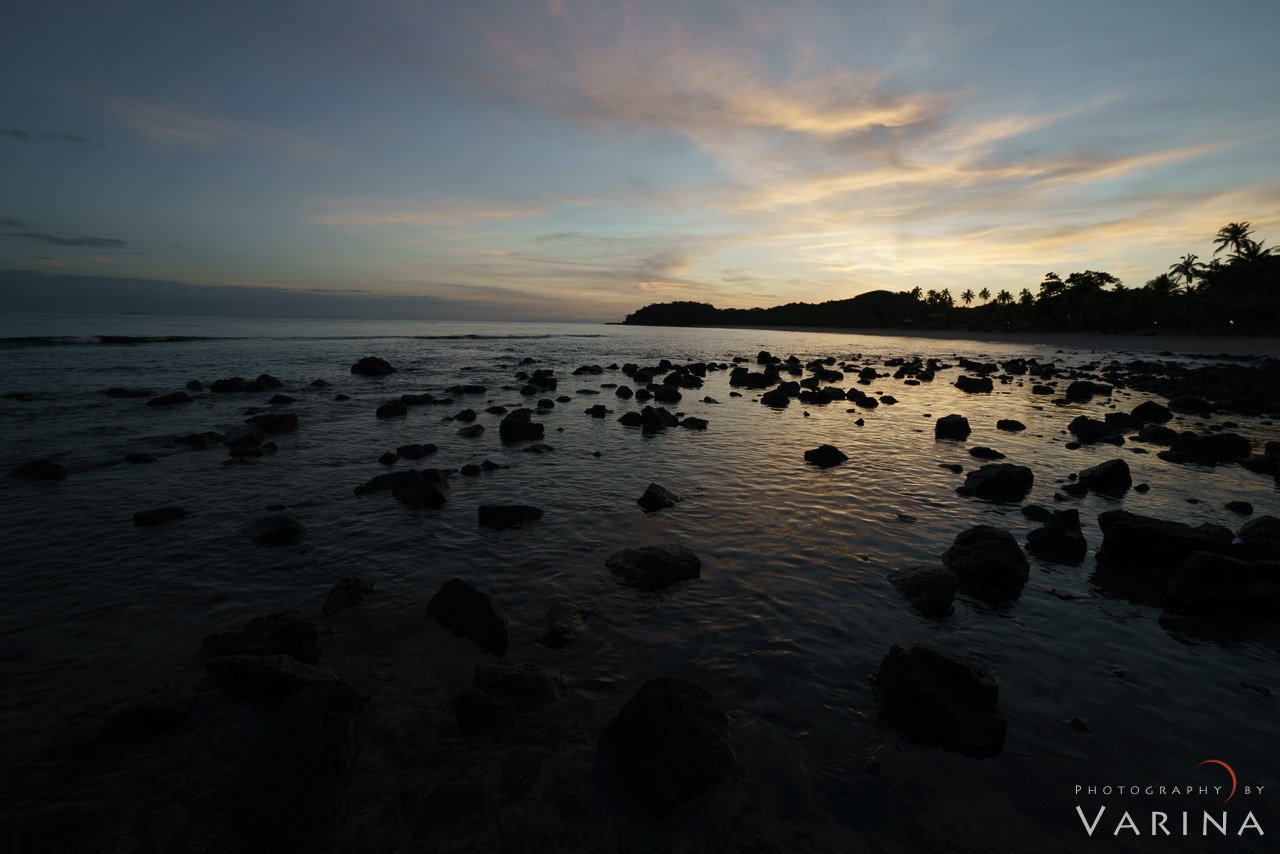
[0,315,1277,851]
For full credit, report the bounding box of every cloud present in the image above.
[6,232,128,248]
[23,257,65,268]
[0,216,26,228]
[310,198,548,228]
[2,128,30,142]
[106,99,328,155]
[1,128,101,146]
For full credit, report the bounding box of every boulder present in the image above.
[873,644,1006,758]
[935,414,971,440]
[1096,511,1233,572]
[376,400,408,418]
[1168,432,1252,464]
[760,388,790,408]
[1065,380,1111,402]
[1131,401,1172,423]
[146,391,192,406]
[207,653,338,704]
[1025,509,1088,565]
[1165,552,1280,620]
[201,611,321,663]
[680,417,708,430]
[478,504,544,528]
[1077,458,1132,496]
[887,566,958,617]
[968,447,1005,460]
[427,578,509,654]
[133,506,187,527]
[457,424,484,438]
[607,545,701,590]
[351,356,395,376]
[955,463,1034,501]
[321,578,375,616]
[637,482,681,512]
[598,676,735,815]
[249,514,304,545]
[1226,500,1254,516]
[1068,416,1123,445]
[499,408,545,442]
[540,603,585,648]
[942,525,1029,598]
[996,419,1026,432]
[456,663,568,734]
[247,412,299,433]
[8,458,68,480]
[353,469,450,508]
[804,444,848,468]
[379,451,398,465]
[1021,504,1052,523]
[1136,424,1179,445]
[395,443,438,459]
[955,375,993,393]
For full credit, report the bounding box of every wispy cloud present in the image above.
[106,99,329,156]
[310,198,548,228]
[2,128,101,146]
[6,232,128,248]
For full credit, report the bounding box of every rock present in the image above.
[247,412,299,433]
[211,377,248,393]
[968,446,1005,460]
[760,388,790,407]
[353,469,450,507]
[1165,552,1280,620]
[935,414,971,440]
[522,442,554,454]
[395,443,438,459]
[874,644,1006,758]
[379,451,398,465]
[1096,511,1233,572]
[804,444,848,468]
[201,612,321,663]
[1104,411,1144,431]
[174,431,224,448]
[1065,380,1111,402]
[146,390,192,406]
[540,603,585,648]
[376,400,408,418]
[942,525,1029,598]
[637,482,681,512]
[1021,504,1052,522]
[310,379,331,388]
[640,406,679,433]
[234,680,371,846]
[996,419,1026,432]
[1032,384,1054,395]
[1077,458,1132,496]
[1168,432,1252,464]
[618,411,644,427]
[453,408,477,422]
[351,356,395,376]
[478,504,544,528]
[124,452,157,464]
[133,506,187,527]
[269,394,295,404]
[1226,500,1254,516]
[427,578,509,654]
[249,514,304,545]
[598,676,735,815]
[499,408,544,442]
[1132,401,1172,423]
[955,463,1034,501]
[939,463,964,473]
[458,424,484,438]
[8,458,68,480]
[207,653,338,704]
[401,392,435,405]
[321,578,375,616]
[585,404,609,418]
[97,684,199,744]
[887,566,958,617]
[1068,416,1123,445]
[104,386,155,398]
[459,463,482,476]
[456,663,568,734]
[1026,509,1088,565]
[955,375,993,393]
[680,417,708,430]
[1136,423,1178,444]
[616,386,634,399]
[1168,395,1211,415]
[606,545,701,590]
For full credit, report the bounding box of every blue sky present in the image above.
[2,0,1278,320]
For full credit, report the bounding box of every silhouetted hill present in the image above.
[624,290,927,329]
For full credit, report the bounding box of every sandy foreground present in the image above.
[683,325,1280,357]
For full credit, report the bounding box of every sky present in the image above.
[2,0,1279,321]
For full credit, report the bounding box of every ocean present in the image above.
[1,313,1276,852]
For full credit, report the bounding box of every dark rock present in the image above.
[459,463,482,476]
[376,400,408,418]
[201,611,321,663]
[247,412,299,433]
[458,424,484,438]
[1136,423,1178,444]
[1167,395,1211,415]
[1026,509,1088,565]
[1104,411,1144,431]
[249,514,304,545]
[935,414,971,440]
[395,443,438,459]
[499,408,545,442]
[1032,384,1054,395]
[104,386,155,398]
[616,386,634,399]
[378,451,398,465]
[1165,552,1280,620]
[211,377,248,393]
[133,506,187,527]
[1168,432,1251,464]
[598,676,734,815]
[269,394,295,405]
[427,578,509,654]
[456,663,568,734]
[1068,416,1123,445]
[637,482,681,512]
[1021,504,1052,522]
[968,446,1005,460]
[522,442,554,454]
[321,578,375,616]
[9,458,69,480]
[353,469,451,507]
[640,405,679,433]
[351,356,396,376]
[955,375,993,393]
[1077,458,1132,496]
[585,404,609,418]
[873,644,1006,758]
[234,680,371,845]
[453,408,477,422]
[888,566,958,617]
[996,419,1026,432]
[97,684,199,743]
[955,463,1034,501]
[804,444,848,468]
[760,388,790,407]
[607,545,701,590]
[942,525,1029,598]
[1096,511,1233,572]
[680,417,708,430]
[540,603,585,648]
[1065,380,1111,402]
[1132,401,1172,423]
[174,431,224,448]
[401,392,435,405]
[1226,500,1254,516]
[207,653,338,704]
[310,379,331,388]
[146,390,192,406]
[478,504,544,528]
[939,463,964,473]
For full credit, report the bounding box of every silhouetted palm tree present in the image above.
[908,286,923,300]
[1234,240,1273,264]
[960,289,975,306]
[1169,253,1202,288]
[1213,222,1253,257]
[978,287,991,303]
[1145,273,1179,298]
[1018,288,1034,307]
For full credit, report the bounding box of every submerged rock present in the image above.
[321,577,376,616]
[249,514,304,545]
[1026,509,1088,565]
[478,504,544,528]
[395,443,438,460]
[638,482,682,511]
[1165,552,1280,620]
[598,676,735,815]
[8,458,69,480]
[456,663,568,735]
[427,578,509,654]
[146,390,192,406]
[207,653,338,704]
[887,566,958,617]
[351,356,395,376]
[955,463,1034,501]
[499,408,545,442]
[804,444,848,468]
[540,602,586,648]
[376,400,408,418]
[607,545,701,590]
[1096,511,1233,573]
[873,644,1006,758]
[201,611,321,663]
[353,469,450,508]
[942,525,1029,599]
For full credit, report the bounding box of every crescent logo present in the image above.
[1197,759,1238,804]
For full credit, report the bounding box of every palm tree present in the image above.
[960,289,975,306]
[1018,288,1034,307]
[1213,222,1253,257]
[908,286,923,300]
[1234,240,1273,264]
[1039,273,1065,300]
[1145,273,1179,298]
[1169,253,1203,288]
[994,290,1012,305]
[978,287,991,304]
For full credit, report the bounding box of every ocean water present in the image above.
[1,314,1277,852]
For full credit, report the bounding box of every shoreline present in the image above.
[621,323,1280,357]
